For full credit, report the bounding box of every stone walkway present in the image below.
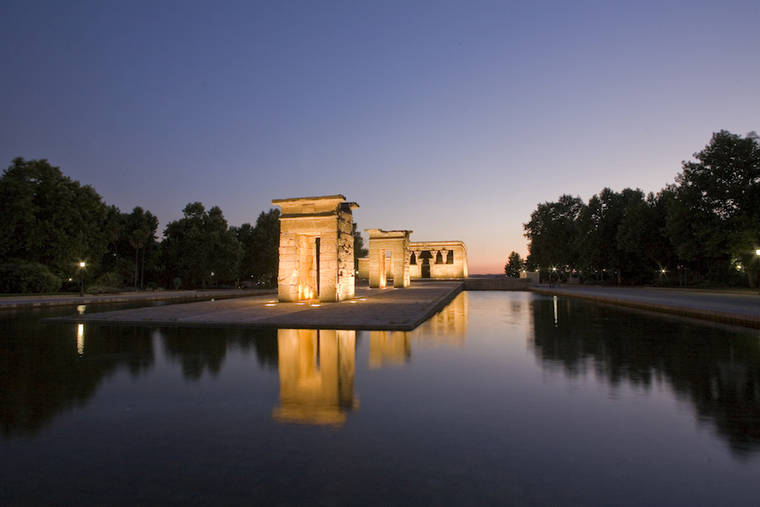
[49,281,463,331]
[532,286,760,328]
[0,289,271,310]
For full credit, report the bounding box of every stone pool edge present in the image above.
[531,287,760,330]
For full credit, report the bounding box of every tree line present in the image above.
[0,157,329,293]
[508,130,760,286]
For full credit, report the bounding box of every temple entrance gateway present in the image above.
[296,234,318,299]
[366,229,412,288]
[273,195,358,302]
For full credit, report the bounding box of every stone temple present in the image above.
[273,193,468,302]
[272,195,358,302]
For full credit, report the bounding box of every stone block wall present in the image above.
[336,204,356,301]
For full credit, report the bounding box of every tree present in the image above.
[353,223,368,269]
[235,208,280,287]
[522,130,759,287]
[504,251,524,277]
[125,207,158,289]
[234,222,256,281]
[0,158,111,279]
[524,195,585,274]
[667,130,760,284]
[577,187,649,284]
[161,202,242,288]
[617,190,675,281]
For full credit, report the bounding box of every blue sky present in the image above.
[1,0,758,272]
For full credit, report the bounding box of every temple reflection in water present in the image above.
[273,329,358,425]
[369,331,410,368]
[274,292,470,425]
[411,291,468,345]
[3,291,760,464]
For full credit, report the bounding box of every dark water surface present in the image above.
[2,292,759,505]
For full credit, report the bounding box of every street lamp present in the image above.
[78,261,86,297]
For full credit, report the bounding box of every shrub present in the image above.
[95,271,123,288]
[0,261,62,293]
[85,285,119,295]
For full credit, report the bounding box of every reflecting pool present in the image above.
[2,292,759,505]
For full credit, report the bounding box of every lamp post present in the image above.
[756,249,760,293]
[78,261,86,296]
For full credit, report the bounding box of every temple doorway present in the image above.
[419,250,432,278]
[297,234,320,300]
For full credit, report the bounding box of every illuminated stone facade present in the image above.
[409,241,468,279]
[272,195,358,302]
[366,229,412,288]
[358,238,468,281]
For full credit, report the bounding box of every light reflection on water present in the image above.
[1,291,760,505]
[274,329,358,425]
[273,293,470,425]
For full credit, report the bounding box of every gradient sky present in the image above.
[2,0,758,273]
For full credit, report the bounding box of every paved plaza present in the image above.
[50,281,463,331]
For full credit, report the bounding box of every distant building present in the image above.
[409,241,468,279]
[358,239,468,281]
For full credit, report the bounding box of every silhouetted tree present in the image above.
[235,208,280,287]
[0,158,111,283]
[504,251,524,277]
[161,202,242,288]
[353,223,368,269]
[524,195,585,276]
[667,130,760,285]
[124,207,158,289]
[524,130,759,287]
